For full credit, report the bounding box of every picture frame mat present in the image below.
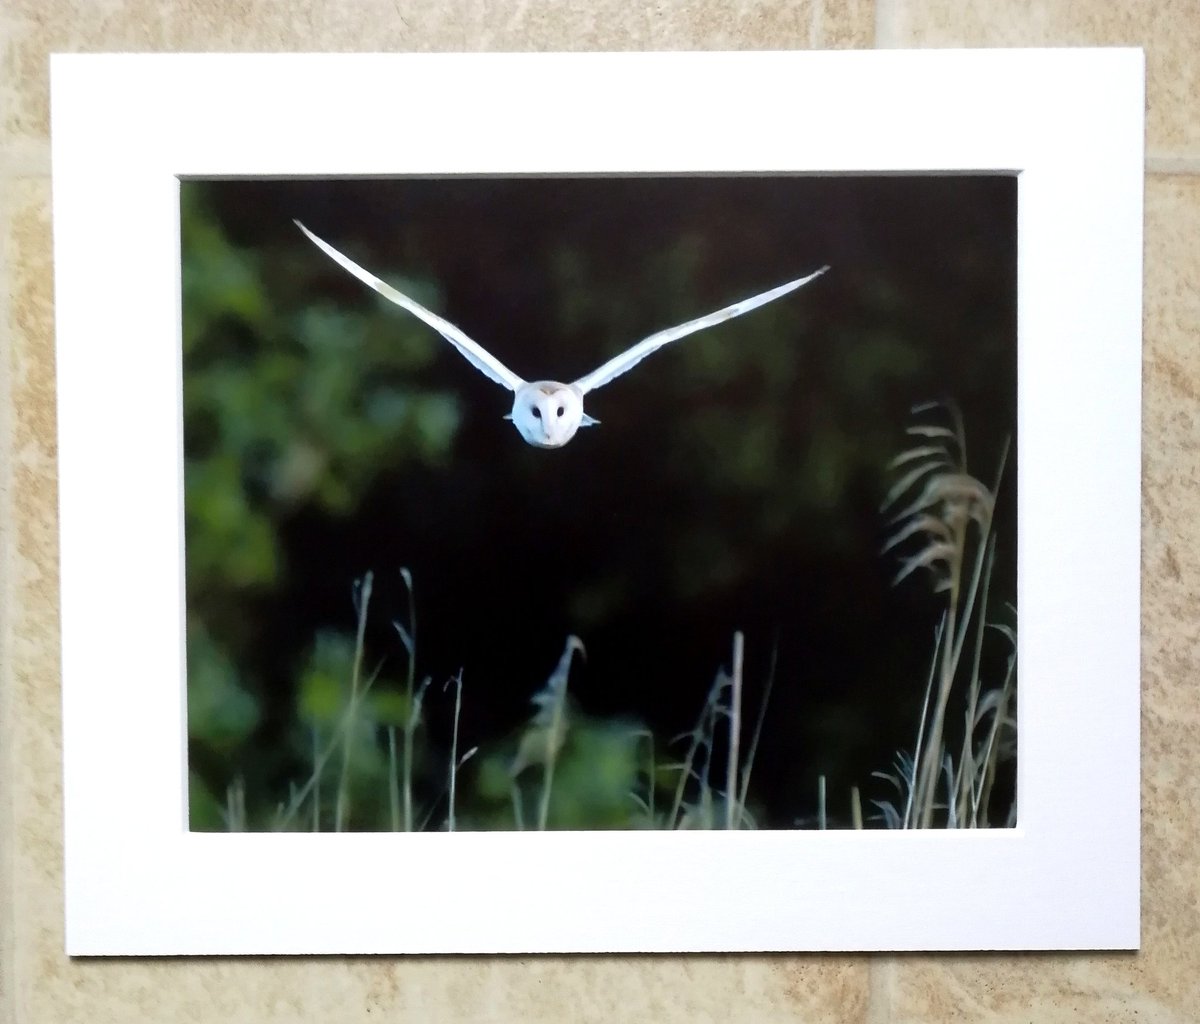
[51,49,1143,955]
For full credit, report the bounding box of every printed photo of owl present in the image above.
[181,175,1017,834]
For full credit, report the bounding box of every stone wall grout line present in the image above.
[0,142,52,179]
[1146,156,1200,175]
[0,166,21,1024]
[865,956,895,1024]
[872,0,902,49]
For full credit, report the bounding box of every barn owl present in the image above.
[296,220,828,449]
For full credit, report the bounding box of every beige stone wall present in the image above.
[1,4,1195,1020]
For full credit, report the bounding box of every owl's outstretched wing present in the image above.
[572,266,829,396]
[295,221,527,392]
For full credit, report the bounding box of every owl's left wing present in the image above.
[295,221,527,392]
[572,266,829,396]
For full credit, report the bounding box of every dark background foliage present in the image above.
[182,175,1016,830]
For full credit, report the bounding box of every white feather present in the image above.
[295,221,526,392]
[572,266,829,395]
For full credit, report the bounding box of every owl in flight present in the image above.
[296,220,828,449]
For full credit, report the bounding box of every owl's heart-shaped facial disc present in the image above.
[506,382,589,449]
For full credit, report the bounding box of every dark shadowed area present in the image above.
[182,175,1017,831]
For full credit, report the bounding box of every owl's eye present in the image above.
[556,407,565,418]
[530,406,541,419]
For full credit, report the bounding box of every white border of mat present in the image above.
[51,49,1143,955]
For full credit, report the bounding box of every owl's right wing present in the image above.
[572,266,829,396]
[295,221,527,392]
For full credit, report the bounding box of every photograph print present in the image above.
[181,174,1017,834]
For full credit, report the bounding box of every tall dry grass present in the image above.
[872,402,1016,829]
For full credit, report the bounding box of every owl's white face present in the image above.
[508,382,586,448]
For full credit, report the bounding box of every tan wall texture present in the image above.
[1,2,1196,1021]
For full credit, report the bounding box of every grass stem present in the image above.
[399,568,417,833]
[447,670,463,832]
[736,639,777,817]
[387,726,400,831]
[335,572,373,832]
[311,725,320,832]
[725,631,744,830]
